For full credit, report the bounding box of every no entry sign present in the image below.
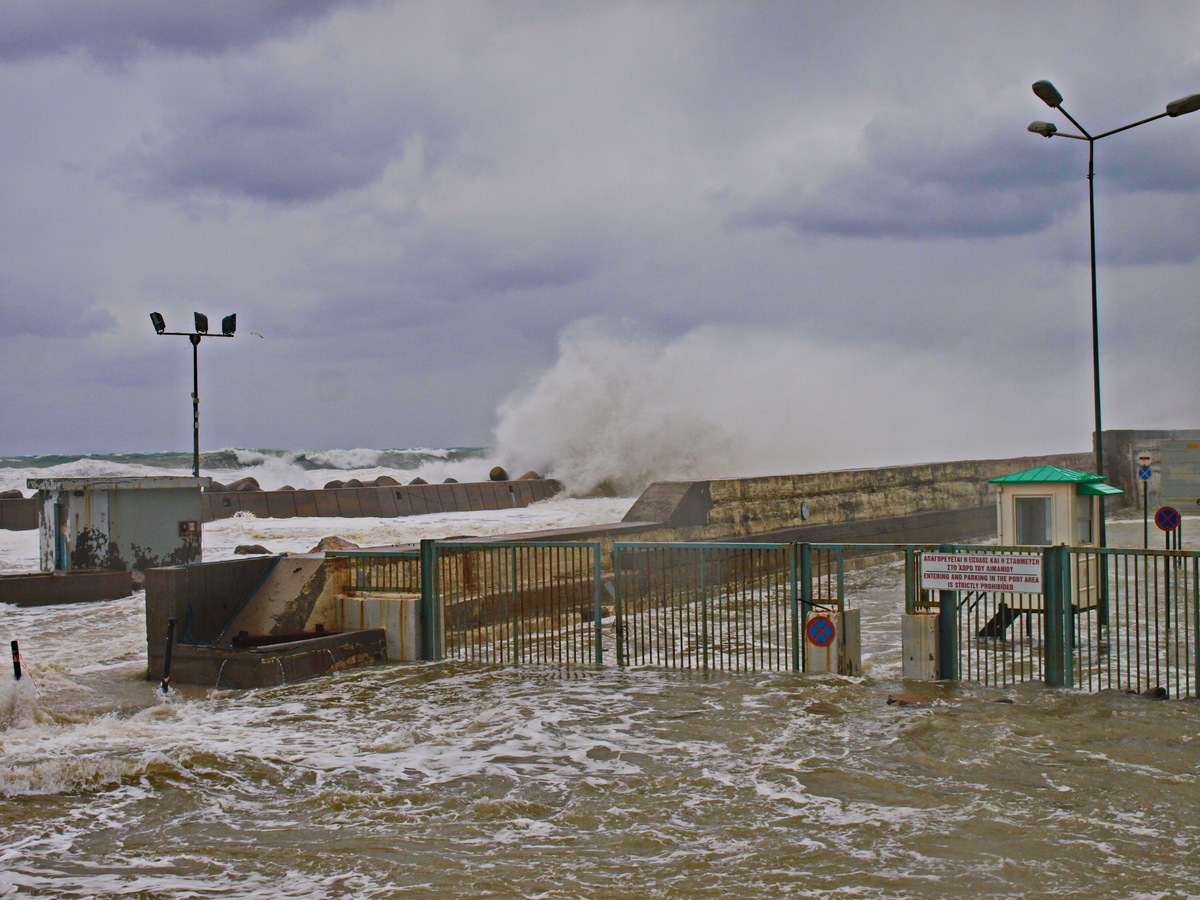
[1155,506,1181,532]
[806,615,836,647]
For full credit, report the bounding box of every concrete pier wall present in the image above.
[619,451,1097,543]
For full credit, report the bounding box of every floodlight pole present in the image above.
[150,312,237,478]
[1028,83,1200,547]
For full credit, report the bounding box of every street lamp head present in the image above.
[221,314,237,336]
[150,311,166,334]
[1028,120,1058,137]
[1166,93,1200,117]
[1032,80,1063,108]
[194,312,209,334]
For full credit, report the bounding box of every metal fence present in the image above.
[333,538,1200,695]
[1071,547,1199,696]
[934,544,1200,696]
[612,542,804,671]
[431,541,604,667]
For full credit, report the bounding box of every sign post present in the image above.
[1137,450,1153,549]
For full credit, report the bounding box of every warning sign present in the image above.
[919,552,1043,593]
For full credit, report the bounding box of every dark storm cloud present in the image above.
[731,102,1200,268]
[111,80,454,204]
[730,116,1080,240]
[0,0,355,65]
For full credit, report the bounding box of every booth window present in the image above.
[1015,496,1053,545]
[1076,496,1094,545]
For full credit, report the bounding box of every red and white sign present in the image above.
[920,552,1043,593]
[1136,450,1153,466]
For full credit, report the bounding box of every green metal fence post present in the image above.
[790,544,801,672]
[1044,545,1073,688]
[593,543,604,667]
[419,539,442,661]
[799,543,813,671]
[938,544,959,681]
[613,545,626,668]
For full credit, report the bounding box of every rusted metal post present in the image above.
[10,640,20,681]
[161,618,176,694]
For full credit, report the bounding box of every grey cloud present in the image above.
[111,83,454,204]
[730,116,1081,241]
[0,0,354,65]
[0,278,115,337]
[730,105,1200,257]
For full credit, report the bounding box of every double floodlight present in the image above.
[149,311,237,337]
[1027,78,1200,137]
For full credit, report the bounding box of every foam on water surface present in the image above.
[2,466,1200,895]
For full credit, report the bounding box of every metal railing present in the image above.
[932,544,1200,696]
[612,542,804,671]
[331,548,423,594]
[1070,547,1199,696]
[430,541,604,667]
[331,538,1200,695]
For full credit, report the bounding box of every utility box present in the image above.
[28,476,210,575]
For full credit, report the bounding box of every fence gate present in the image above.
[937,545,1200,696]
[613,542,804,672]
[431,541,605,666]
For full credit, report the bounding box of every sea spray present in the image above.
[0,673,39,730]
[492,320,738,495]
[493,319,1091,495]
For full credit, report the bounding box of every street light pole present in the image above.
[151,312,237,478]
[1028,82,1200,545]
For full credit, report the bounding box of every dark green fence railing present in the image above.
[333,539,1200,695]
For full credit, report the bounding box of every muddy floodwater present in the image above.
[2,520,1199,898]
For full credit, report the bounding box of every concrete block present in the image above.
[339,593,421,661]
[902,613,940,681]
[358,489,382,517]
[804,609,861,677]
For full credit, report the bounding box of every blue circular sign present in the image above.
[1155,506,1181,532]
[807,615,836,647]
[1138,466,1152,481]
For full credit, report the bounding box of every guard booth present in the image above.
[987,465,1122,617]
[28,476,209,576]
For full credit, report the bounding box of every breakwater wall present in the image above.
[0,478,563,531]
[201,478,562,522]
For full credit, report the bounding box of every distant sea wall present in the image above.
[201,478,563,523]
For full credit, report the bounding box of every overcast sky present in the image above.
[2,1,1199,479]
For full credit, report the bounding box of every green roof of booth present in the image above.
[989,465,1123,495]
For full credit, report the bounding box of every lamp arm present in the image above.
[1093,111,1169,140]
[1054,104,1092,140]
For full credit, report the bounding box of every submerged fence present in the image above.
[333,539,1200,696]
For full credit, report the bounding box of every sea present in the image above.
[1,449,1199,898]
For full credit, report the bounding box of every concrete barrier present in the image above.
[0,570,133,607]
[145,555,387,688]
[199,478,562,523]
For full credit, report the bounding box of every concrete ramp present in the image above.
[218,555,341,644]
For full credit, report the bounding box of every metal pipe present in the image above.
[11,640,20,681]
[161,618,176,694]
[190,335,201,478]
